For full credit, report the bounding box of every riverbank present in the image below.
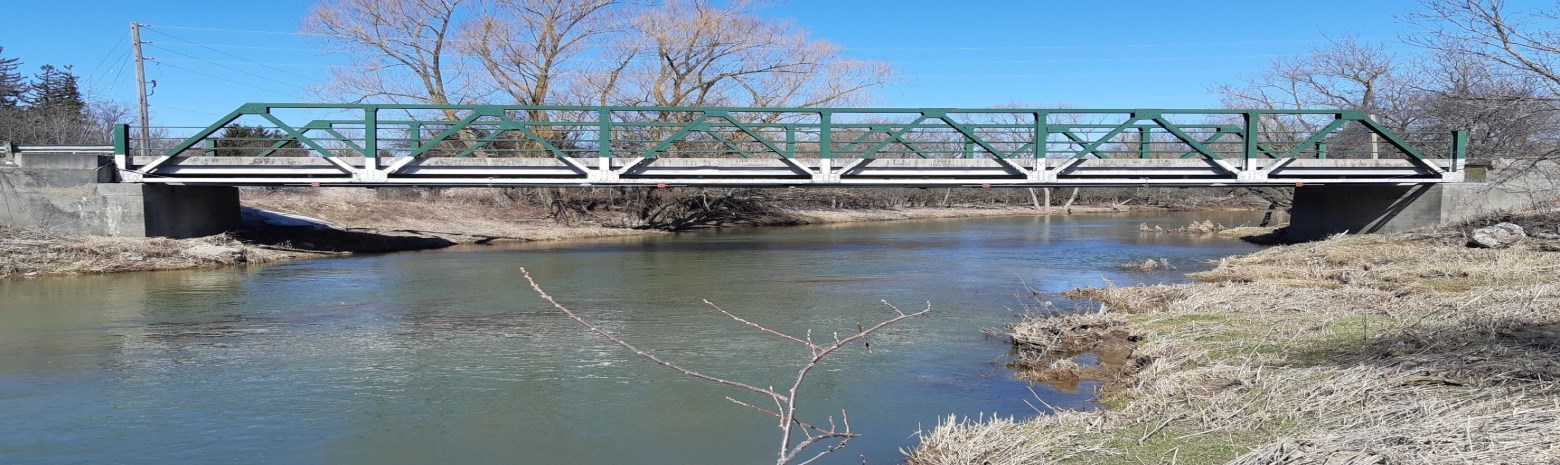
[241,191,1124,245]
[906,211,1560,464]
[0,226,322,279]
[1,189,1151,279]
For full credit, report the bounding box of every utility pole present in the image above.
[131,22,150,156]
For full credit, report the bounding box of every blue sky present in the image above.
[1,0,1425,127]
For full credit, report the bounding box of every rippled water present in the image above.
[0,212,1262,464]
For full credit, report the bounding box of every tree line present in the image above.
[287,0,1560,224]
[0,46,126,146]
[305,0,888,112]
[1219,1,1560,166]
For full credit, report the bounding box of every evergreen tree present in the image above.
[0,47,23,108]
[26,64,84,114]
[215,124,303,157]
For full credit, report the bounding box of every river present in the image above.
[0,212,1262,464]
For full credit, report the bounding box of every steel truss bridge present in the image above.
[112,104,1467,188]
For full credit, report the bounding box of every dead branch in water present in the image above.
[522,268,930,465]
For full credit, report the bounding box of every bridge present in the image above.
[112,104,1465,187]
[5,104,1515,241]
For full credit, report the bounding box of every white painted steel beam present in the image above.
[121,156,1462,187]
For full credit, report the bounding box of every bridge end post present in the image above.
[112,123,130,173]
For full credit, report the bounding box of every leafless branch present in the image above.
[521,268,785,400]
[521,267,928,465]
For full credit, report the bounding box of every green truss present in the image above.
[124,104,1466,168]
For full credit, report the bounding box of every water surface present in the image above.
[0,212,1262,464]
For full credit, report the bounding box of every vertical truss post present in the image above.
[1317,141,1328,159]
[1242,112,1258,171]
[597,108,612,181]
[1034,112,1048,160]
[1034,112,1052,182]
[1138,126,1150,159]
[364,105,379,170]
[818,110,833,159]
[1369,113,1380,159]
[1452,130,1467,171]
[785,126,796,156]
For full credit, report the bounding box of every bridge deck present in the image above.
[125,156,1456,187]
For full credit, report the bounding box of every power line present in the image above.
[154,58,335,68]
[154,52,1308,69]
[144,27,324,84]
[150,24,327,37]
[88,34,129,84]
[104,53,131,94]
[145,23,1354,53]
[856,39,1363,52]
[151,43,340,53]
[150,104,224,116]
[152,61,300,98]
[144,55,1263,79]
[145,44,312,91]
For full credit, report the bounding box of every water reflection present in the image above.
[0,212,1262,464]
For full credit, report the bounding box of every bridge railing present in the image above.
[118,104,1464,163]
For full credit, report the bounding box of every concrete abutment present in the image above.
[1,153,240,238]
[1285,181,1534,241]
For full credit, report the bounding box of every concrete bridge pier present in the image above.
[0,151,240,238]
[1285,181,1530,241]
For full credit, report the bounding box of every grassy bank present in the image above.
[908,213,1560,464]
[0,226,319,279]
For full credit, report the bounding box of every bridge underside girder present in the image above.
[123,156,1461,188]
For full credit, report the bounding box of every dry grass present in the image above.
[242,189,1093,245]
[785,205,1116,225]
[907,214,1560,465]
[1190,232,1553,290]
[243,188,661,243]
[1005,311,1148,391]
[0,227,310,278]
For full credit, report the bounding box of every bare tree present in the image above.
[1216,35,1413,131]
[1409,1,1560,96]
[522,268,929,465]
[305,0,479,117]
[1406,0,1560,166]
[465,0,622,118]
[1408,51,1560,161]
[603,0,891,115]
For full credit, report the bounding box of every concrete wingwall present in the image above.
[1286,160,1555,241]
[0,153,239,238]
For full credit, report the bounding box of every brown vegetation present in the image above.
[240,187,1126,242]
[1005,311,1148,392]
[907,210,1560,465]
[0,226,313,279]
